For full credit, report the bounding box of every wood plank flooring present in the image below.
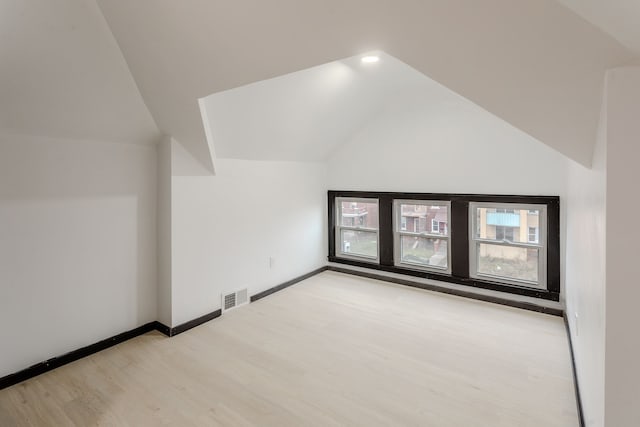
[0,271,578,426]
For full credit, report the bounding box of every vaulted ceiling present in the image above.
[201,52,427,161]
[2,0,637,170]
[95,0,636,169]
[199,51,568,175]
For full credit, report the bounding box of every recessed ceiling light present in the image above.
[361,55,380,64]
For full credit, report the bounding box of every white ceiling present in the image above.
[205,51,569,163]
[97,0,634,169]
[203,52,432,161]
[2,1,636,168]
[203,51,566,163]
[557,0,640,56]
[0,0,160,145]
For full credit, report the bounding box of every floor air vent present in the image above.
[221,288,249,313]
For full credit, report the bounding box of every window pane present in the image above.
[477,243,539,282]
[341,201,378,228]
[400,235,448,269]
[341,230,377,258]
[474,207,541,243]
[398,203,448,235]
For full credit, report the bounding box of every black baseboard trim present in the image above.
[0,322,157,390]
[153,321,172,337]
[564,314,585,427]
[0,267,330,390]
[328,257,560,302]
[327,266,563,317]
[155,310,222,337]
[2,265,560,392]
[250,266,329,302]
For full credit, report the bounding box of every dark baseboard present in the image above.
[1,265,561,393]
[563,314,585,427]
[250,266,329,302]
[327,266,563,317]
[157,267,331,336]
[0,268,328,390]
[158,266,330,336]
[0,322,157,391]
[0,313,224,390]
[153,321,172,337]
[328,257,559,302]
[155,310,222,337]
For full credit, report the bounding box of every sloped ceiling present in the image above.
[0,0,160,145]
[97,0,634,169]
[557,0,640,56]
[2,1,633,166]
[202,52,429,161]
[201,51,554,162]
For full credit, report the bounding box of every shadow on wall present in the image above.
[0,133,157,377]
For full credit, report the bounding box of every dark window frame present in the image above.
[328,191,560,301]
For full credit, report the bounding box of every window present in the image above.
[335,197,379,262]
[495,226,514,242]
[470,203,546,288]
[394,201,451,273]
[328,191,559,301]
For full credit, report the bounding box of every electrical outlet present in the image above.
[574,312,579,337]
[269,256,275,269]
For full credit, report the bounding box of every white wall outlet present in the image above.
[269,256,275,269]
[574,312,579,337]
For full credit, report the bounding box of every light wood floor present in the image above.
[0,271,578,426]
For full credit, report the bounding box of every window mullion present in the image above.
[379,195,395,267]
[451,200,470,278]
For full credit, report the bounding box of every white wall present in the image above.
[327,98,567,195]
[0,133,157,377]
[169,140,327,326]
[156,137,172,326]
[564,108,607,426]
[565,66,640,427]
[604,66,640,427]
